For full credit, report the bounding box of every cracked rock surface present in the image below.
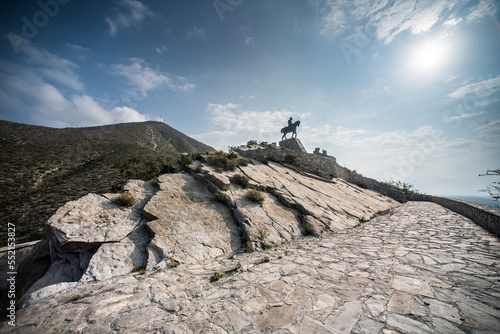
[15,159,399,310]
[4,202,500,333]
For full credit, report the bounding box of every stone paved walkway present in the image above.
[5,202,500,333]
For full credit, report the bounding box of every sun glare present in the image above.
[409,39,449,74]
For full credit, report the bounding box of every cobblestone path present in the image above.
[6,202,500,333]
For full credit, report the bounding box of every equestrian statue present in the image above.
[281,117,300,141]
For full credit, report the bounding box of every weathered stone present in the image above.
[299,316,335,334]
[144,173,241,265]
[325,301,363,334]
[387,314,432,333]
[206,172,231,191]
[432,318,467,334]
[20,282,78,308]
[357,317,385,334]
[257,305,298,330]
[391,275,434,298]
[424,298,461,323]
[3,175,500,334]
[387,291,427,316]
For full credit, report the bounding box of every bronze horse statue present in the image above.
[281,120,300,140]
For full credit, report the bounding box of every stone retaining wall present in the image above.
[407,194,500,237]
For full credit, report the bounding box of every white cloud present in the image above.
[105,0,153,36]
[186,26,205,39]
[193,103,309,149]
[0,59,152,128]
[474,119,500,139]
[155,45,168,55]
[317,0,458,43]
[65,43,90,53]
[448,75,500,99]
[443,17,462,26]
[16,39,83,91]
[467,0,499,22]
[111,58,195,95]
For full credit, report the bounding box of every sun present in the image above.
[409,39,449,74]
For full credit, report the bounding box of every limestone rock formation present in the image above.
[143,173,241,267]
[6,153,401,330]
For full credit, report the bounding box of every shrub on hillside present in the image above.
[284,153,297,164]
[114,192,136,207]
[233,173,250,187]
[245,189,265,204]
[207,151,239,171]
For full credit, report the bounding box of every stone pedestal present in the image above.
[279,138,307,153]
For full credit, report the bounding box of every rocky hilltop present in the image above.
[0,121,214,244]
[2,143,499,333]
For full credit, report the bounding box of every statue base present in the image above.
[279,138,307,153]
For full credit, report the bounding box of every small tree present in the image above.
[479,169,500,202]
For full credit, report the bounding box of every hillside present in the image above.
[0,121,214,244]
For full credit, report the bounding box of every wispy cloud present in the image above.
[65,43,90,53]
[155,45,168,55]
[15,38,83,91]
[111,58,195,96]
[105,0,153,36]
[193,103,309,149]
[467,0,499,22]
[474,119,500,139]
[186,26,205,39]
[316,0,461,43]
[448,75,500,99]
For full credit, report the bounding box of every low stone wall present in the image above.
[407,195,500,237]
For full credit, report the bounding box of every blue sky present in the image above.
[0,0,499,196]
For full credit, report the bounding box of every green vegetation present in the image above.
[233,173,250,187]
[356,182,368,189]
[244,241,254,253]
[257,226,269,240]
[302,221,314,236]
[260,241,272,250]
[132,262,147,275]
[247,140,258,146]
[284,153,297,164]
[245,189,265,204]
[113,192,136,207]
[382,180,420,195]
[207,151,239,171]
[72,294,82,301]
[210,271,224,282]
[214,191,230,205]
[359,216,367,223]
[238,157,250,167]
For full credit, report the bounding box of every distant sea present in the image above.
[443,195,499,209]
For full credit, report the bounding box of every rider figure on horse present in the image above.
[281,117,300,141]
